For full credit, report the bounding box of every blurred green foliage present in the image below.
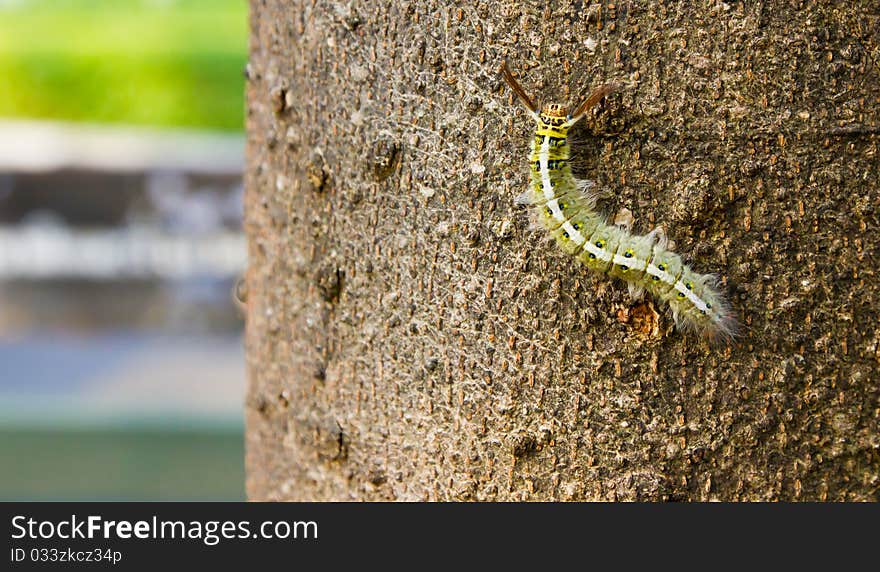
[0,0,247,130]
[0,426,245,500]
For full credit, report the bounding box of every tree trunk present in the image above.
[243,0,879,501]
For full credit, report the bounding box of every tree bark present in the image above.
[244,0,879,500]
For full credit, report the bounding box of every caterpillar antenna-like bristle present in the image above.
[568,83,619,124]
[500,61,538,114]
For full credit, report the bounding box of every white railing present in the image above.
[0,225,245,279]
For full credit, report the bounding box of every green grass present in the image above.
[0,426,245,500]
[0,0,247,130]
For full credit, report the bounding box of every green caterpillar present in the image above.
[501,62,737,343]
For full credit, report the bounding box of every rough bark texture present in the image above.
[244,0,879,500]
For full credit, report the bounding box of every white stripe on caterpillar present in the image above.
[538,137,554,200]
[501,62,737,343]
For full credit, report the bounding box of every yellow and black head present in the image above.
[539,103,570,132]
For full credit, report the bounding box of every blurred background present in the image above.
[0,0,248,499]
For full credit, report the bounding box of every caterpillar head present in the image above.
[541,103,567,118]
[540,104,569,127]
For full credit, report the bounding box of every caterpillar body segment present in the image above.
[500,62,737,343]
[605,230,657,284]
